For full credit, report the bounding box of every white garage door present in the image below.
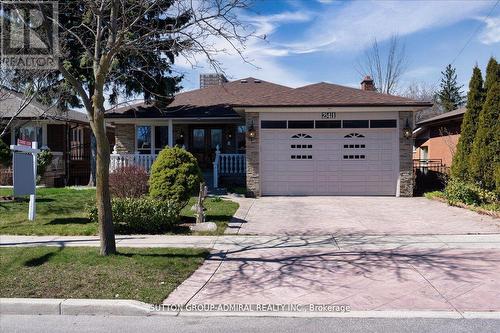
[261,126,398,196]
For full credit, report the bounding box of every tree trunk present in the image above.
[88,133,96,186]
[92,113,116,255]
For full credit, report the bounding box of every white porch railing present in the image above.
[110,154,157,173]
[213,145,246,189]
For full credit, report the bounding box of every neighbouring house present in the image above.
[413,107,464,167]
[0,89,115,186]
[412,108,465,194]
[106,75,431,197]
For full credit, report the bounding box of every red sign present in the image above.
[17,139,32,147]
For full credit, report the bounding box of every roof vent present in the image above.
[254,79,261,83]
[240,79,248,83]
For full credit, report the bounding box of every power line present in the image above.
[451,0,499,65]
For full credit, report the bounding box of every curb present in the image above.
[0,298,159,316]
[2,299,500,319]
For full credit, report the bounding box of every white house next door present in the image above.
[260,128,398,196]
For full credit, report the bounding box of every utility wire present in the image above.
[451,0,499,65]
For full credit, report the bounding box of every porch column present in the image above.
[168,119,174,147]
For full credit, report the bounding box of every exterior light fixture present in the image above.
[247,122,256,141]
[402,119,412,139]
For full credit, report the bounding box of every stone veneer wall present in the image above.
[114,124,135,153]
[245,112,260,197]
[398,111,414,197]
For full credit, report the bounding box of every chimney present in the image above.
[200,73,228,89]
[360,76,375,91]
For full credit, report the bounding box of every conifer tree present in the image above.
[437,64,465,112]
[451,66,484,180]
[469,57,499,191]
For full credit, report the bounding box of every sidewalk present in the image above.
[2,234,500,250]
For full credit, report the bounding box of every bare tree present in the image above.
[357,35,407,94]
[10,0,252,255]
[401,81,442,122]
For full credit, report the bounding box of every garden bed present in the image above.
[0,247,208,304]
[425,191,500,218]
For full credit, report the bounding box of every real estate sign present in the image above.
[13,152,36,196]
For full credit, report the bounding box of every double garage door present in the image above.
[261,125,399,196]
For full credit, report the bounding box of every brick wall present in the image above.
[398,111,414,197]
[245,112,260,197]
[114,124,135,153]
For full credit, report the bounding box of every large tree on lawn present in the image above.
[437,64,465,112]
[16,0,250,255]
[469,57,500,192]
[450,66,484,181]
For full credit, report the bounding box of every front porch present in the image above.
[109,120,247,189]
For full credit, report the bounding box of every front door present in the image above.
[191,128,223,168]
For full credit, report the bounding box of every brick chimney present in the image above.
[360,76,375,91]
[200,73,228,89]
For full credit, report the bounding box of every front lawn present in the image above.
[0,187,96,235]
[0,247,207,304]
[0,187,239,236]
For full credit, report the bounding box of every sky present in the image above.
[174,0,500,94]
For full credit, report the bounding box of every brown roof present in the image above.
[168,77,292,107]
[236,82,432,107]
[416,107,466,125]
[106,77,432,119]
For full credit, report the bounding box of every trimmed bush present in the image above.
[149,146,203,208]
[444,179,498,207]
[88,197,180,234]
[109,165,149,198]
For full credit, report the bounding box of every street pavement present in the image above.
[2,315,500,333]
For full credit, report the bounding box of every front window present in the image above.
[211,129,222,149]
[15,126,42,146]
[192,129,205,150]
[155,126,168,154]
[136,125,152,154]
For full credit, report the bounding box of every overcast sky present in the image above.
[174,0,500,93]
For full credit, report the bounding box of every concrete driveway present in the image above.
[232,197,500,236]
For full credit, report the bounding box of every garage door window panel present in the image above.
[370,119,397,128]
[261,121,287,129]
[315,120,341,128]
[288,121,314,129]
[343,120,369,128]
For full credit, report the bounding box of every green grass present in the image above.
[0,187,239,236]
[424,191,446,201]
[180,196,239,235]
[0,246,207,304]
[0,187,97,235]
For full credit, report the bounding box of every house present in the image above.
[412,108,465,194]
[413,107,465,167]
[0,89,115,186]
[106,75,431,197]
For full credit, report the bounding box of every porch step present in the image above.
[202,170,226,195]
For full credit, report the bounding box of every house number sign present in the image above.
[321,112,336,119]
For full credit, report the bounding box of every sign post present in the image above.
[10,141,40,221]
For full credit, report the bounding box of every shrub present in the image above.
[37,149,53,177]
[0,140,12,167]
[444,178,498,206]
[88,197,180,234]
[109,165,149,198]
[149,146,203,208]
